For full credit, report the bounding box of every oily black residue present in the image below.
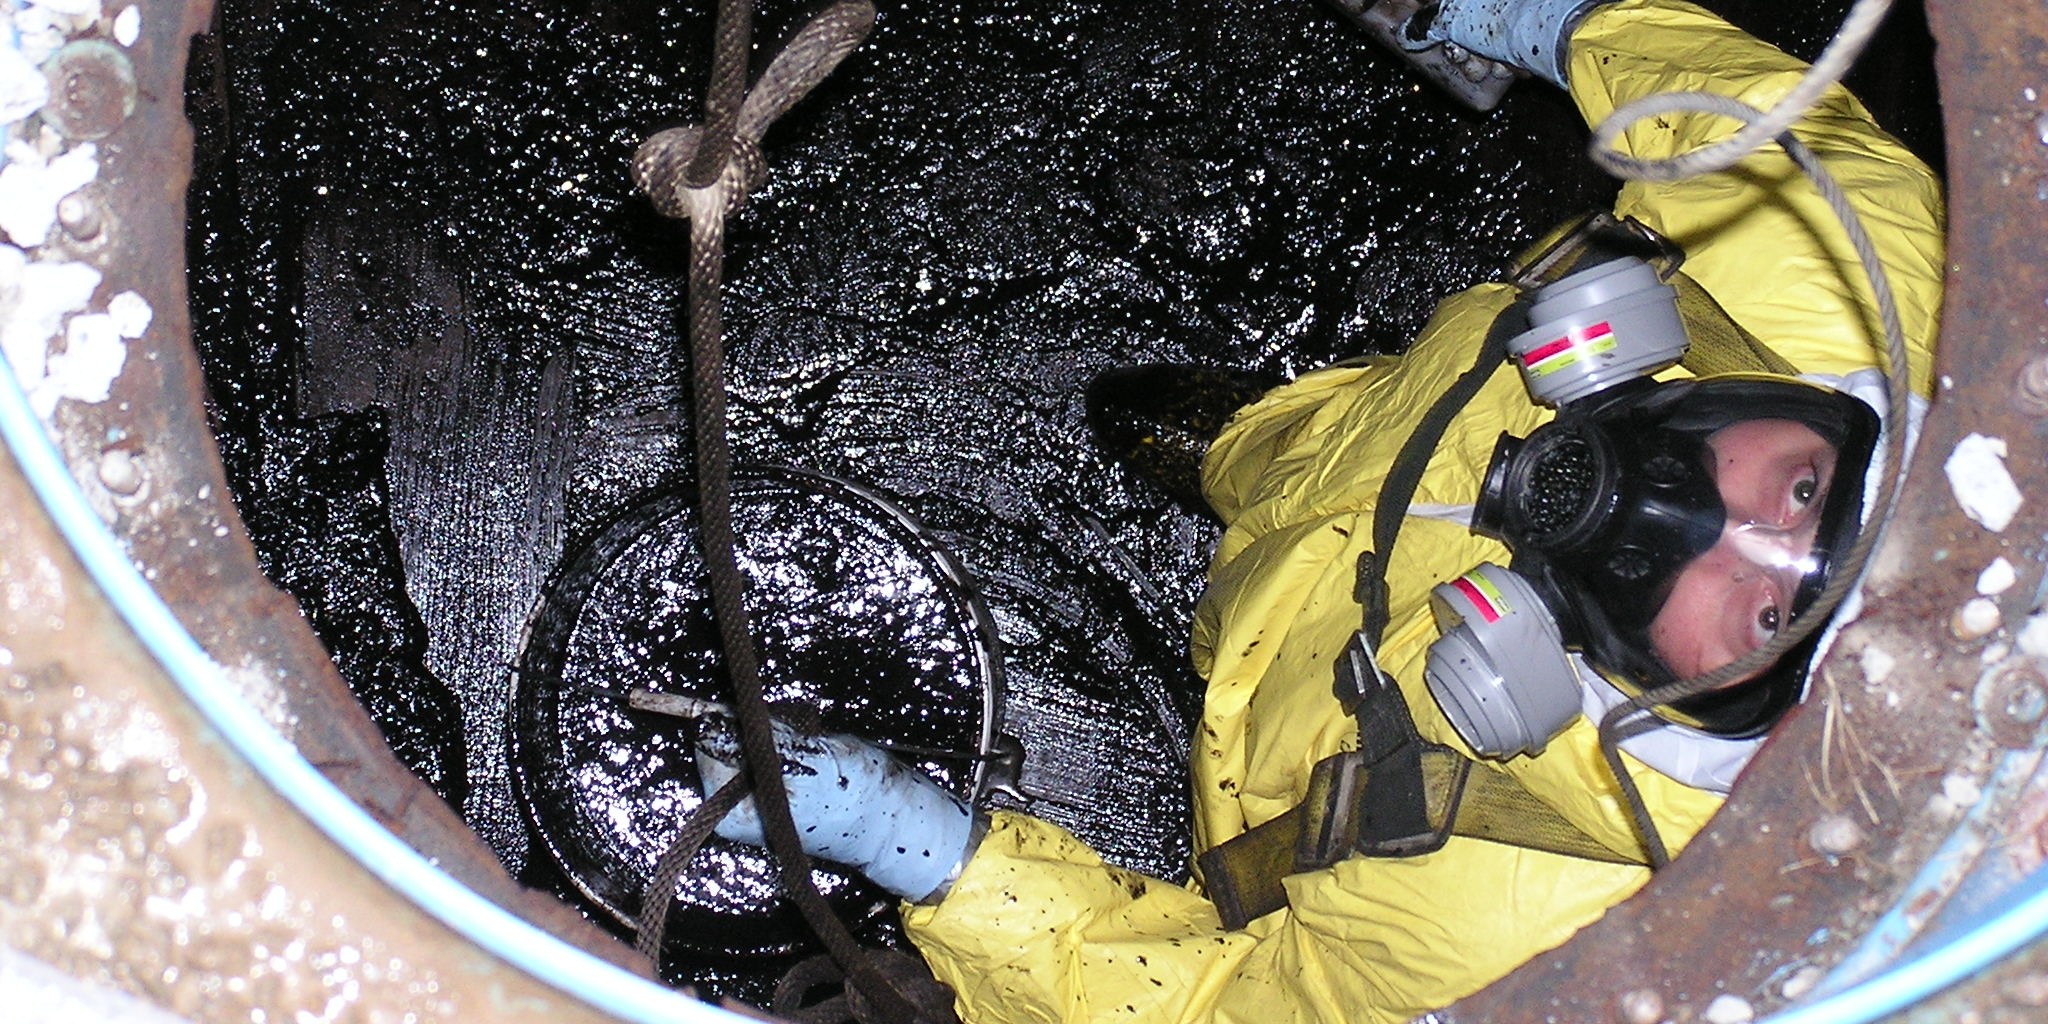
[182,0,1941,1005]
[512,469,995,962]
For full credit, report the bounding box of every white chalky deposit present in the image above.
[0,142,98,248]
[2020,612,2048,659]
[1978,556,2018,595]
[1,248,101,386]
[113,5,141,47]
[0,44,49,122]
[1943,433,2023,532]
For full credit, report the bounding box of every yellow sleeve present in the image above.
[903,813,1676,1024]
[1566,0,1945,394]
[902,812,1263,1024]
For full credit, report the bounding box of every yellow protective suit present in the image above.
[904,3,1945,1022]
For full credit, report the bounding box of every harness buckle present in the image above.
[1332,627,1389,711]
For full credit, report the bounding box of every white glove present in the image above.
[694,716,980,903]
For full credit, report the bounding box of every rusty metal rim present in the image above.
[0,25,732,1021]
[0,313,739,1024]
[2,2,2038,1023]
[1762,753,2048,1022]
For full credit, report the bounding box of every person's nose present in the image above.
[1730,523,1806,566]
[1725,521,1816,595]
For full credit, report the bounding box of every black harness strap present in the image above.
[1352,294,1529,694]
[1201,298,1549,929]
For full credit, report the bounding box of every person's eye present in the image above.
[1791,471,1819,508]
[1753,602,1782,644]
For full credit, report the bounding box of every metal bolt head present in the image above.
[1976,660,2048,748]
[40,40,138,142]
[1807,812,1867,857]
[2018,356,2048,417]
[2006,679,2047,724]
[1954,597,2003,640]
[56,189,104,242]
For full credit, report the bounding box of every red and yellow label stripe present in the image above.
[1519,321,1617,378]
[1449,570,1511,623]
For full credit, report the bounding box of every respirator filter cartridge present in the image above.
[1424,563,1585,759]
[1509,256,1688,407]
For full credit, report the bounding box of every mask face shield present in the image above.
[1473,376,1881,736]
[1650,421,1842,682]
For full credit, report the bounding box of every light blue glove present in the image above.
[1432,0,1611,87]
[694,716,981,904]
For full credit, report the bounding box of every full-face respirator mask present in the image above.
[1422,250,1880,761]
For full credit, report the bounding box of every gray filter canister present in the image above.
[1510,256,1688,406]
[1423,563,1584,760]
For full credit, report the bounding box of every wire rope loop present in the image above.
[1583,0,1916,874]
[1586,0,1894,183]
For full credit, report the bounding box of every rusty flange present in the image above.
[3,0,2046,1021]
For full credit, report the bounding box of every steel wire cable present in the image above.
[1587,0,1894,182]
[1577,0,1913,870]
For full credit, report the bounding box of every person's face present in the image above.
[1649,419,1842,680]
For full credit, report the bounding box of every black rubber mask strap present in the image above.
[1361,295,1531,648]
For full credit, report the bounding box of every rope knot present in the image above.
[632,125,767,222]
[631,0,875,226]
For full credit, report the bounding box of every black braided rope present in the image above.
[643,4,951,1019]
[633,773,751,962]
[681,203,873,971]
[687,0,754,188]
[1361,296,1526,649]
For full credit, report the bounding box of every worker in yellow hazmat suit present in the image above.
[691,1,1945,1020]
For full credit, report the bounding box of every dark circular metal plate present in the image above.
[510,466,999,959]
